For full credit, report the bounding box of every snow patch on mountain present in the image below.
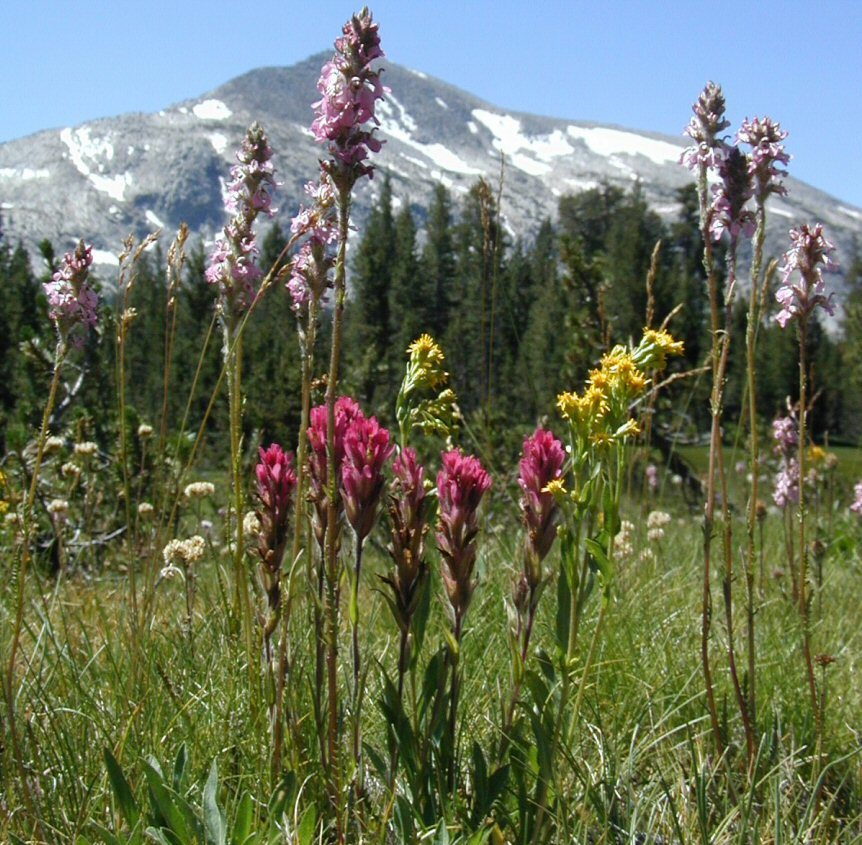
[378,96,481,176]
[0,167,49,180]
[472,110,574,161]
[91,249,118,266]
[840,206,862,222]
[435,97,448,109]
[193,99,232,120]
[208,132,228,154]
[60,127,132,201]
[565,125,681,165]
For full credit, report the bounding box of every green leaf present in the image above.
[433,819,450,845]
[203,759,226,845]
[172,744,188,792]
[297,806,317,845]
[555,564,571,653]
[144,760,203,843]
[104,747,140,831]
[86,824,124,845]
[143,827,173,845]
[411,573,432,666]
[232,792,253,845]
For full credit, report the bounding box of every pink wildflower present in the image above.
[341,414,395,541]
[384,448,431,634]
[709,145,756,242]
[255,443,298,557]
[518,428,565,574]
[206,122,278,314]
[737,116,790,200]
[311,8,386,183]
[254,443,297,655]
[772,415,798,457]
[44,240,98,340]
[436,450,492,623]
[773,458,800,509]
[850,482,862,516]
[681,81,731,173]
[645,463,659,493]
[775,224,837,329]
[307,396,364,550]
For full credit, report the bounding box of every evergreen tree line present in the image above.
[1,182,860,459]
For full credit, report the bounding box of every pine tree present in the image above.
[244,223,303,446]
[420,183,456,339]
[388,202,425,384]
[346,175,396,412]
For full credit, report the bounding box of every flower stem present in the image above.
[323,185,351,842]
[797,321,820,733]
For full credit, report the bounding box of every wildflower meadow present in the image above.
[3,9,862,844]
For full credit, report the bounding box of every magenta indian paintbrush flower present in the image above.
[255,443,298,562]
[519,428,565,582]
[436,449,492,621]
[775,224,837,329]
[307,396,364,549]
[254,443,297,655]
[385,448,431,626]
[206,122,278,314]
[311,7,386,182]
[341,413,395,541]
[737,116,789,200]
[44,240,98,340]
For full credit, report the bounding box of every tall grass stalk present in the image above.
[796,320,820,738]
[3,337,67,839]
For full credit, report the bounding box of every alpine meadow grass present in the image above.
[2,10,862,844]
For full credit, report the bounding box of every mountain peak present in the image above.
[1,53,860,293]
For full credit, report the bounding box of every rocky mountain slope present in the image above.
[1,52,860,293]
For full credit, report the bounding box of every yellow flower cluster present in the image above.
[557,328,683,450]
[634,328,685,371]
[406,334,448,391]
[397,334,460,441]
[557,385,608,427]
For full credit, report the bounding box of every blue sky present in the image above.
[2,0,861,206]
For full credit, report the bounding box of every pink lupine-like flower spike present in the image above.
[737,116,790,200]
[850,482,862,516]
[436,450,492,622]
[709,145,756,243]
[681,81,731,173]
[206,122,278,314]
[771,414,800,509]
[775,224,838,329]
[341,414,395,541]
[311,7,387,184]
[306,396,364,550]
[287,174,338,313]
[772,414,798,458]
[44,240,98,340]
[518,428,565,585]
